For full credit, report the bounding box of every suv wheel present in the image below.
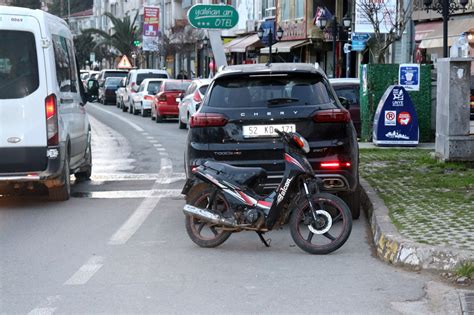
[179,116,186,129]
[49,155,71,201]
[340,184,361,220]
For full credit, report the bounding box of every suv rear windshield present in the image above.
[137,73,167,85]
[105,77,123,86]
[0,30,39,99]
[104,71,128,79]
[207,74,335,108]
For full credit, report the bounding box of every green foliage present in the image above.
[81,12,141,62]
[455,261,474,279]
[73,33,106,69]
[11,0,41,9]
[359,64,433,142]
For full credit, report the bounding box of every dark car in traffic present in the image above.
[185,63,361,219]
[329,78,361,138]
[100,77,123,104]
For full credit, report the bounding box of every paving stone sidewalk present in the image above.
[358,142,474,270]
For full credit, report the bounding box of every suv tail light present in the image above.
[320,161,351,169]
[193,90,202,103]
[144,95,154,101]
[313,109,351,123]
[189,113,228,128]
[45,94,59,146]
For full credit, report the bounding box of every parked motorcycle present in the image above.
[182,129,352,254]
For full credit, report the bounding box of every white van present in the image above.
[122,69,169,114]
[0,6,92,201]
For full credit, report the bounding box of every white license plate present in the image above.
[242,124,296,138]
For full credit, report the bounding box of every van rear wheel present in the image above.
[49,157,71,201]
[75,143,92,181]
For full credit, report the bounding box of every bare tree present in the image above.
[356,0,413,63]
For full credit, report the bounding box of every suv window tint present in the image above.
[136,73,167,85]
[164,81,191,91]
[52,35,76,92]
[105,77,122,86]
[198,84,209,95]
[333,86,359,105]
[0,30,39,99]
[147,81,162,93]
[207,75,334,108]
[104,71,128,80]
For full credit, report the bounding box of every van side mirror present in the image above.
[338,96,351,110]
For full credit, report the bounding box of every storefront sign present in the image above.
[399,64,420,91]
[373,85,419,146]
[351,33,370,51]
[259,20,275,46]
[188,4,238,29]
[281,19,306,41]
[143,6,159,51]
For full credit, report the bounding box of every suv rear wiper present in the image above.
[266,98,299,106]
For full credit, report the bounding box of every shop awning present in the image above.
[260,40,309,54]
[224,36,249,54]
[229,34,263,53]
[419,17,474,49]
[414,21,442,42]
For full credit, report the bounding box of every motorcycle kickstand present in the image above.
[256,232,271,247]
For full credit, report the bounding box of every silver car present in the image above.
[177,78,211,129]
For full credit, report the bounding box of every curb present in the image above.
[360,177,474,271]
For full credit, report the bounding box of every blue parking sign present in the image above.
[399,64,420,91]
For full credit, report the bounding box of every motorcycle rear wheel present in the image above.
[185,186,232,248]
[290,193,352,255]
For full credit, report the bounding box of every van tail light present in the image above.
[193,90,202,103]
[313,109,351,123]
[158,94,167,102]
[189,113,228,128]
[320,161,351,169]
[45,94,59,146]
[144,95,154,101]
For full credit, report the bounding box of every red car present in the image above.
[152,79,191,122]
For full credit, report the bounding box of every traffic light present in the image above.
[133,40,141,47]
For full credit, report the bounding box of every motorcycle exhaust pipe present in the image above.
[183,204,237,227]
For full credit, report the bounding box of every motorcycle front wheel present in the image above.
[290,193,352,255]
[185,186,232,248]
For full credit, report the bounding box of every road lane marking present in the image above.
[156,148,165,151]
[28,295,61,315]
[153,144,162,147]
[89,103,144,132]
[73,189,182,199]
[109,196,161,245]
[64,256,104,286]
[28,308,56,315]
[90,173,185,181]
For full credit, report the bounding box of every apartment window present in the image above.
[264,0,276,18]
[296,0,304,18]
[281,0,289,20]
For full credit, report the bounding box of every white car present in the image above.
[177,79,211,129]
[116,77,126,108]
[123,69,169,114]
[0,6,92,201]
[131,79,164,117]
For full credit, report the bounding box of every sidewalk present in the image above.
[358,142,473,312]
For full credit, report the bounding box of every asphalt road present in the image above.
[0,101,442,314]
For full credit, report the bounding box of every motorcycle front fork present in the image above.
[303,179,320,222]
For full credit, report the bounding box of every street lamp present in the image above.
[257,24,284,65]
[423,0,469,58]
[203,36,209,78]
[317,14,351,78]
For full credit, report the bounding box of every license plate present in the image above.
[242,124,296,138]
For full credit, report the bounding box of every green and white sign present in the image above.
[187,4,238,29]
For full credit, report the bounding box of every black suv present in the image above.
[185,63,360,219]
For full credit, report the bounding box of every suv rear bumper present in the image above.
[0,145,65,184]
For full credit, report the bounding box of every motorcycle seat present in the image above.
[203,161,267,188]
